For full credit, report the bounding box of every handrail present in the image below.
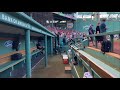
[84,30,120,53]
[86,31,120,37]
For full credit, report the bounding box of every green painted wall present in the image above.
[0,39,13,55]
[106,21,120,32]
[0,33,38,55]
[74,19,97,34]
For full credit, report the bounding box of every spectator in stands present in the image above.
[88,24,95,46]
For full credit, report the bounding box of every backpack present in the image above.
[11,53,22,60]
[101,40,111,54]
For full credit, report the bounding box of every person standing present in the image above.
[96,23,103,43]
[88,24,95,46]
[100,19,111,54]
[100,18,107,40]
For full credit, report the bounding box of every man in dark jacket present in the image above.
[100,19,107,33]
[96,23,103,43]
[100,18,107,40]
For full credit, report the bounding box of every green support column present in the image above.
[50,37,53,55]
[75,38,77,44]
[95,37,98,48]
[94,12,99,48]
[47,36,50,55]
[71,48,74,60]
[45,35,48,67]
[25,29,31,78]
[87,37,89,46]
[51,19,54,27]
[110,35,114,52]
[55,37,57,49]
[56,37,58,46]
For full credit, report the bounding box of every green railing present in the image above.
[86,31,120,53]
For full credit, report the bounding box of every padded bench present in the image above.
[0,50,40,73]
[0,47,37,65]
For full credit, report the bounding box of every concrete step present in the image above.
[65,66,71,73]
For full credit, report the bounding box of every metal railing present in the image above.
[86,31,120,54]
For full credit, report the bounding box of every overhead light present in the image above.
[46,20,49,23]
[60,21,66,23]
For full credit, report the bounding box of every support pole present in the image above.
[110,35,114,52]
[50,37,53,55]
[87,37,89,46]
[25,29,31,78]
[45,35,48,67]
[95,37,98,48]
[55,37,57,49]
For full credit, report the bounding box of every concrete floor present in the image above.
[32,54,72,78]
